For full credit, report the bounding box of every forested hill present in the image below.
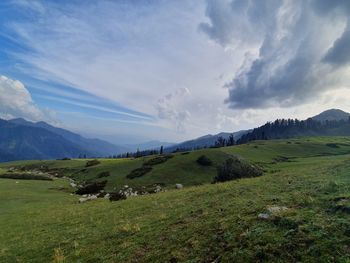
[237,117,350,144]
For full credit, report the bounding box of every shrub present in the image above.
[109,192,127,201]
[326,143,339,148]
[126,166,152,179]
[97,171,110,178]
[85,159,100,167]
[76,180,107,195]
[213,157,262,183]
[143,155,173,166]
[196,155,213,166]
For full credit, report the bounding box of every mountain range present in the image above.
[164,130,249,152]
[0,109,349,162]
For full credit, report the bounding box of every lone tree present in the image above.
[160,145,164,155]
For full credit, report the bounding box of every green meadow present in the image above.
[0,137,349,262]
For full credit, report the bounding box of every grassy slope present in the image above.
[1,136,350,191]
[0,137,349,262]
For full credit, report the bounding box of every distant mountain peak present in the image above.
[312,109,350,122]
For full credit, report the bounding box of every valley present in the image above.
[0,137,349,262]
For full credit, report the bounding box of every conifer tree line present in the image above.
[80,117,350,159]
[236,117,350,144]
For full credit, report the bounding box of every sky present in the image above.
[0,0,350,144]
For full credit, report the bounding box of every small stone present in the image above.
[79,198,88,203]
[175,184,183,189]
[258,213,270,220]
[88,195,98,200]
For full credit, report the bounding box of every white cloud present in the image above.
[3,0,350,143]
[0,75,54,122]
[156,87,191,132]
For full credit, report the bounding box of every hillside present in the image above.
[238,115,350,144]
[0,119,92,162]
[311,109,350,122]
[2,136,350,192]
[0,137,349,262]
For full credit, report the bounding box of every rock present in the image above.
[175,184,183,189]
[154,185,162,193]
[104,193,110,199]
[258,213,270,220]
[79,198,88,203]
[79,195,97,203]
[70,182,77,188]
[88,195,98,200]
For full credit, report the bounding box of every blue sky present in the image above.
[0,0,350,144]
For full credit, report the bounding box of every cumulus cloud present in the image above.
[201,0,350,109]
[156,88,191,132]
[0,75,54,122]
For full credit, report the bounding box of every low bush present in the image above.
[326,143,339,148]
[196,155,213,166]
[213,157,263,183]
[97,171,110,178]
[109,192,127,201]
[143,155,173,166]
[126,166,152,179]
[76,180,107,195]
[85,159,101,167]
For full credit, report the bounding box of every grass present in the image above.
[0,136,349,262]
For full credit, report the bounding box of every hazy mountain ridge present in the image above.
[165,130,249,152]
[9,118,128,156]
[124,140,175,152]
[0,119,91,162]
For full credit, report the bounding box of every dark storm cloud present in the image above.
[323,23,350,67]
[201,0,350,109]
